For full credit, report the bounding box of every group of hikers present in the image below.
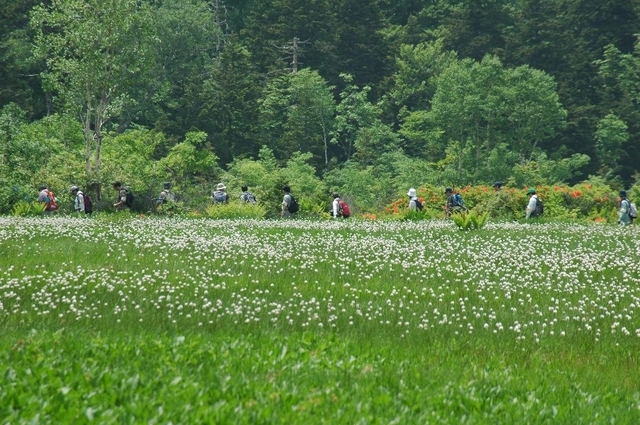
[36,180,636,224]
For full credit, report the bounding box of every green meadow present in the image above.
[1,217,639,424]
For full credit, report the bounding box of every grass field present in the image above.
[1,216,639,424]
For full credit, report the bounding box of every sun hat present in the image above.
[70,185,79,192]
[619,190,627,197]
[493,181,502,188]
[444,187,453,194]
[527,187,536,194]
[407,188,417,198]
[216,183,226,191]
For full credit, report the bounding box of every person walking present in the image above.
[70,185,91,215]
[158,182,176,204]
[38,185,58,215]
[525,188,542,219]
[212,183,229,204]
[281,185,298,218]
[618,190,632,226]
[240,185,257,204]
[408,188,422,211]
[493,181,503,196]
[444,187,458,218]
[331,192,350,219]
[112,181,130,211]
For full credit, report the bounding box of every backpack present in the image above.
[213,191,227,204]
[337,199,351,218]
[242,192,257,204]
[628,200,638,219]
[287,194,299,213]
[414,199,424,211]
[45,190,59,211]
[125,190,135,208]
[533,196,544,217]
[83,192,93,213]
[453,193,464,207]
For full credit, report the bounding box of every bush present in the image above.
[204,202,267,219]
[451,210,489,230]
[383,182,623,222]
[11,201,46,217]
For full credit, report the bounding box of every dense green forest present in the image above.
[1,0,639,213]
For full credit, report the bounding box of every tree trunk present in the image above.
[84,82,93,177]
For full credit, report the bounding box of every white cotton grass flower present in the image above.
[0,217,639,346]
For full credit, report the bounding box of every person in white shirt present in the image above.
[525,188,539,219]
[408,188,418,211]
[70,185,85,214]
[618,190,632,226]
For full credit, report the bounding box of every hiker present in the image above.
[332,192,351,219]
[158,182,176,205]
[37,185,58,215]
[211,183,229,204]
[445,187,464,217]
[618,190,632,226]
[525,188,542,219]
[408,188,422,211]
[281,185,298,218]
[240,185,257,204]
[70,185,91,215]
[112,181,129,211]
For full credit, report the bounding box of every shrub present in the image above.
[451,210,489,230]
[204,202,267,219]
[11,201,46,217]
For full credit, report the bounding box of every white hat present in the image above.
[407,188,417,198]
[216,183,226,191]
[70,185,79,192]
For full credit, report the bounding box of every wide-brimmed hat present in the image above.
[216,183,226,191]
[493,181,502,188]
[619,190,627,197]
[407,188,417,197]
[70,185,79,193]
[527,187,536,195]
[444,187,453,194]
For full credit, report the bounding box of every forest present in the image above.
[1,0,639,215]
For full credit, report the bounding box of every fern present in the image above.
[12,201,46,217]
[452,210,488,231]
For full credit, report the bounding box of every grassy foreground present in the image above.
[1,217,639,423]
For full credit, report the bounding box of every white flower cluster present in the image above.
[1,217,639,344]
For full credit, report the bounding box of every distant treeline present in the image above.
[1,0,639,207]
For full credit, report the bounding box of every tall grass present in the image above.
[0,217,638,423]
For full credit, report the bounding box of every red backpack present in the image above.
[45,190,59,211]
[338,199,351,218]
[83,192,93,213]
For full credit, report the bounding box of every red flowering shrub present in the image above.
[383,182,621,222]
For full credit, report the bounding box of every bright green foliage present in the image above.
[510,151,590,187]
[451,210,489,230]
[205,202,267,219]
[10,200,45,217]
[424,55,567,182]
[280,152,327,205]
[31,0,156,183]
[259,69,336,167]
[595,113,630,181]
[1,218,639,422]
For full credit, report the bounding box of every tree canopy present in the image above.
[1,0,640,210]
